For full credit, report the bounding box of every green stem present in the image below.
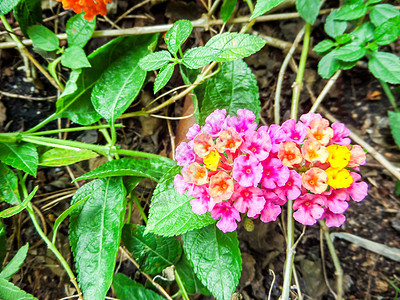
[208,0,223,16]
[48,56,65,91]
[132,192,148,224]
[380,80,398,112]
[174,268,189,300]
[25,112,58,133]
[29,124,124,136]
[244,0,254,13]
[126,199,133,224]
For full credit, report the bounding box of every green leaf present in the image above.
[0,221,6,269]
[165,19,193,56]
[368,52,400,84]
[124,177,144,195]
[0,142,38,176]
[154,63,175,93]
[39,148,98,167]
[182,47,221,69]
[339,60,357,70]
[296,0,320,25]
[250,0,286,20]
[145,165,215,237]
[139,51,172,71]
[205,33,266,62]
[370,4,400,27]
[182,224,241,300]
[113,273,164,300]
[57,35,158,125]
[0,243,29,280]
[374,15,400,46]
[13,0,42,38]
[318,51,340,79]
[335,33,353,45]
[335,0,367,21]
[74,157,175,183]
[365,0,381,6]
[221,0,237,23]
[0,0,22,15]
[0,278,37,300]
[61,46,91,69]
[351,22,375,44]
[334,43,366,62]
[66,13,96,48]
[0,186,37,219]
[122,224,182,274]
[27,25,59,51]
[199,59,260,125]
[325,10,348,38]
[69,177,126,299]
[175,254,210,295]
[389,111,400,149]
[313,39,335,54]
[0,162,20,205]
[396,180,400,197]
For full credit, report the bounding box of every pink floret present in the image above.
[174,174,192,195]
[330,122,351,146]
[293,193,325,225]
[300,112,322,126]
[323,189,348,214]
[274,170,302,201]
[203,109,227,138]
[227,109,258,136]
[186,124,201,140]
[210,201,241,233]
[261,157,290,189]
[240,129,272,161]
[346,173,368,202]
[281,119,307,144]
[175,141,196,167]
[324,210,346,227]
[232,184,265,217]
[233,155,263,187]
[259,191,284,222]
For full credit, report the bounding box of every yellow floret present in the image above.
[204,150,221,171]
[327,145,351,169]
[326,167,353,189]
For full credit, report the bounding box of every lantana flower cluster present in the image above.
[57,0,112,20]
[174,109,368,233]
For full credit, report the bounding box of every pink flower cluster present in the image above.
[174,109,368,232]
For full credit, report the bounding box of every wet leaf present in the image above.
[0,142,38,176]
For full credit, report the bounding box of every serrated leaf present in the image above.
[374,15,400,46]
[370,4,400,27]
[205,32,266,62]
[0,142,38,176]
[325,10,348,38]
[0,221,5,269]
[74,157,175,183]
[39,148,98,167]
[296,0,320,25]
[0,278,37,300]
[0,0,22,15]
[66,13,96,48]
[221,0,237,23]
[154,63,174,93]
[0,162,20,205]
[69,177,126,299]
[313,39,335,54]
[0,243,28,280]
[27,25,59,51]
[318,51,341,79]
[57,34,158,125]
[334,43,366,62]
[145,165,215,237]
[182,224,241,300]
[335,0,367,21]
[389,111,400,149]
[139,51,172,71]
[165,19,193,56]
[13,0,42,38]
[175,253,210,295]
[368,52,400,84]
[199,59,260,124]
[61,46,91,69]
[113,273,164,300]
[122,224,182,274]
[250,0,286,20]
[0,186,37,219]
[182,47,221,69]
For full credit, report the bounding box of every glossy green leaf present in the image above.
[368,52,400,84]
[389,111,400,149]
[205,32,266,62]
[13,0,42,38]
[113,273,164,300]
[165,19,193,56]
[351,22,375,44]
[200,59,260,125]
[250,0,286,20]
[296,0,320,25]
[154,63,175,93]
[370,4,400,27]
[0,243,29,280]
[57,35,158,125]
[139,51,172,71]
[221,0,237,22]
[69,177,126,299]
[374,15,400,46]
[122,224,182,274]
[61,46,91,69]
[66,13,96,48]
[124,177,144,195]
[335,0,367,21]
[0,278,37,300]
[145,165,215,237]
[182,47,221,69]
[325,10,347,38]
[0,221,5,269]
[27,25,59,51]
[0,142,38,176]
[334,43,366,62]
[0,186,37,219]
[74,157,175,183]
[313,39,335,54]
[339,60,357,70]
[175,254,210,295]
[0,0,22,15]
[318,51,340,79]
[335,33,353,45]
[39,148,98,167]
[365,0,381,5]
[182,224,241,300]
[0,162,20,205]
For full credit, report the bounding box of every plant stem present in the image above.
[174,268,190,300]
[25,112,58,133]
[208,0,223,16]
[132,192,148,224]
[28,124,124,136]
[380,80,398,112]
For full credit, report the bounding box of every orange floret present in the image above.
[57,0,112,20]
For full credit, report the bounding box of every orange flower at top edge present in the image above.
[57,0,112,20]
